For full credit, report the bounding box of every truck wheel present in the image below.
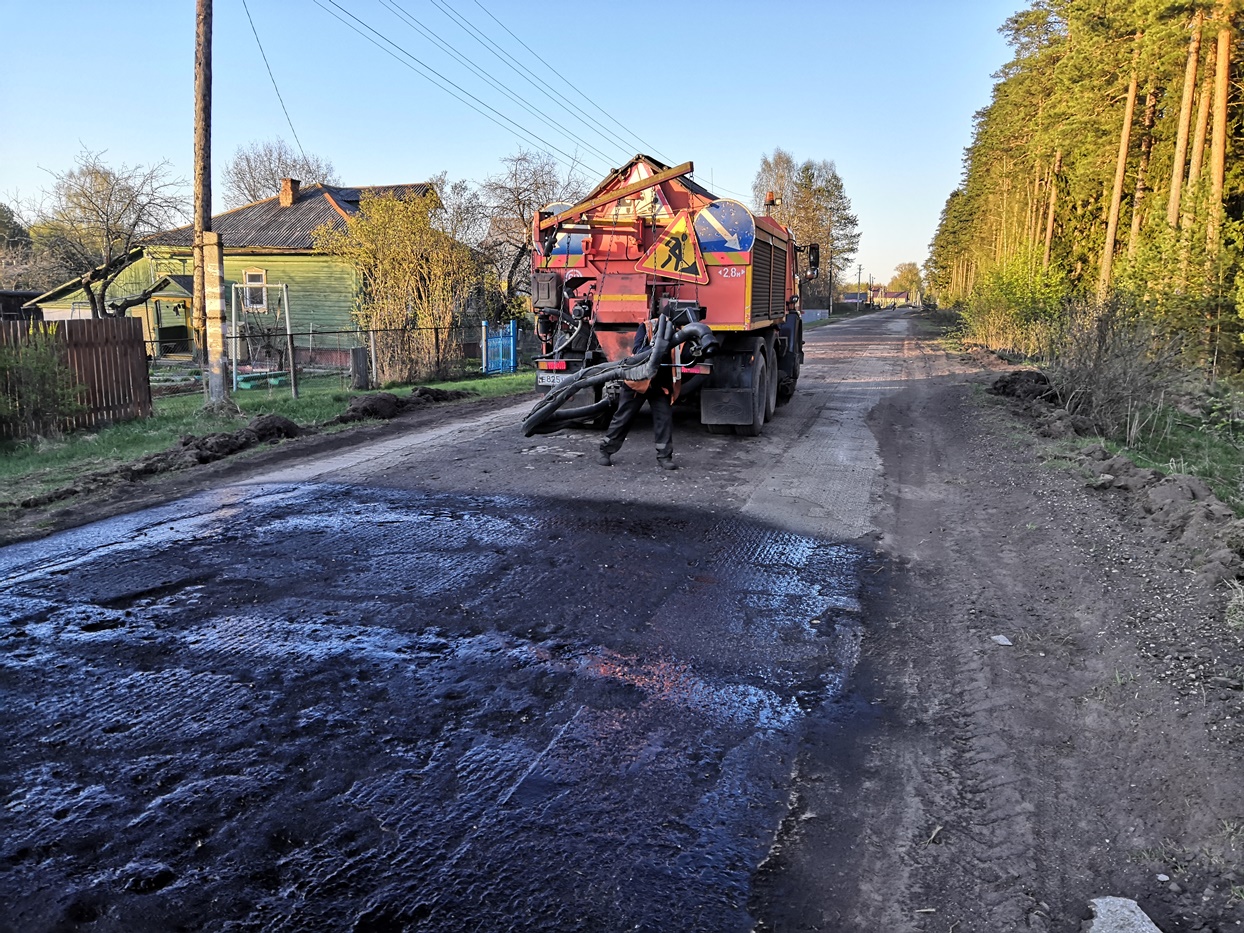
[764,343,778,422]
[735,351,767,437]
[777,313,802,404]
[777,350,800,402]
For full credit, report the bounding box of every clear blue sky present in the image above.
[0,0,1018,286]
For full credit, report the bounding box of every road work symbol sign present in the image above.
[635,210,709,285]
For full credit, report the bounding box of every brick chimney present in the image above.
[278,177,301,207]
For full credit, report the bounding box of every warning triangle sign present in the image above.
[624,163,673,220]
[635,210,709,285]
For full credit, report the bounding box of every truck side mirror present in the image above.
[808,244,820,272]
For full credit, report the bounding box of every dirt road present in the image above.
[2,309,1241,932]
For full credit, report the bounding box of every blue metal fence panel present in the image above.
[482,320,518,374]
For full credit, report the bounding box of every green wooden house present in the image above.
[27,178,436,365]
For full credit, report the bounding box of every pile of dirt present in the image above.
[1079,445,1244,585]
[123,413,305,477]
[16,388,478,512]
[989,368,1058,402]
[326,387,476,425]
[988,369,1099,438]
[18,414,306,509]
[988,369,1243,585]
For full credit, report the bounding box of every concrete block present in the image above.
[1081,897,1161,933]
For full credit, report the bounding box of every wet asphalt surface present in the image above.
[1,480,868,932]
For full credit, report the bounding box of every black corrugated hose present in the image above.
[521,317,717,437]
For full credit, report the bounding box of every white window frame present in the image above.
[244,268,267,310]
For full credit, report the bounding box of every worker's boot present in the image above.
[658,457,677,471]
[597,450,613,466]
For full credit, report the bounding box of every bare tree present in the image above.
[0,203,61,291]
[29,149,188,318]
[221,138,340,207]
[753,148,859,302]
[482,149,587,311]
[0,242,65,292]
[429,172,489,246]
[751,147,798,223]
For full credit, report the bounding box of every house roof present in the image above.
[23,247,146,308]
[156,275,193,297]
[146,182,437,251]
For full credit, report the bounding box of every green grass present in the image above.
[421,370,536,399]
[0,370,537,509]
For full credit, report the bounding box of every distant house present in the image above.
[0,289,42,322]
[26,178,436,362]
[882,290,910,307]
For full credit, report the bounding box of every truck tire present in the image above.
[735,350,767,437]
[777,313,802,403]
[764,342,778,422]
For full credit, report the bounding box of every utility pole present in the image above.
[194,0,229,404]
[857,264,862,308]
[193,0,209,372]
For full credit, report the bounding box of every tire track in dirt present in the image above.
[840,328,1244,932]
[862,335,1077,930]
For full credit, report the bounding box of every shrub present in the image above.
[0,325,84,440]
[961,258,1068,357]
[1044,296,1183,443]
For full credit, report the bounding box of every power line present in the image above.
[430,0,652,162]
[241,0,307,159]
[311,0,608,178]
[377,0,622,167]
[705,177,755,202]
[467,0,671,162]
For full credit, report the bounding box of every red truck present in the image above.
[523,155,817,437]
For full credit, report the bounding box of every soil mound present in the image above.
[328,387,476,424]
[249,413,302,442]
[1081,446,1244,584]
[988,370,1097,438]
[988,383,1243,586]
[17,388,476,512]
[124,414,304,477]
[989,369,1057,402]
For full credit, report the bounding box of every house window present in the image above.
[244,269,267,309]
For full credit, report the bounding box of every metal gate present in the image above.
[482,319,518,374]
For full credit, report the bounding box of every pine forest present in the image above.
[928,0,1243,381]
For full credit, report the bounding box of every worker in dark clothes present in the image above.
[597,319,678,470]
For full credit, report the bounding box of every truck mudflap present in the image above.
[699,388,753,425]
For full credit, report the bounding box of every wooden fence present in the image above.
[1,318,152,437]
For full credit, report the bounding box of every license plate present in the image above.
[537,372,574,386]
